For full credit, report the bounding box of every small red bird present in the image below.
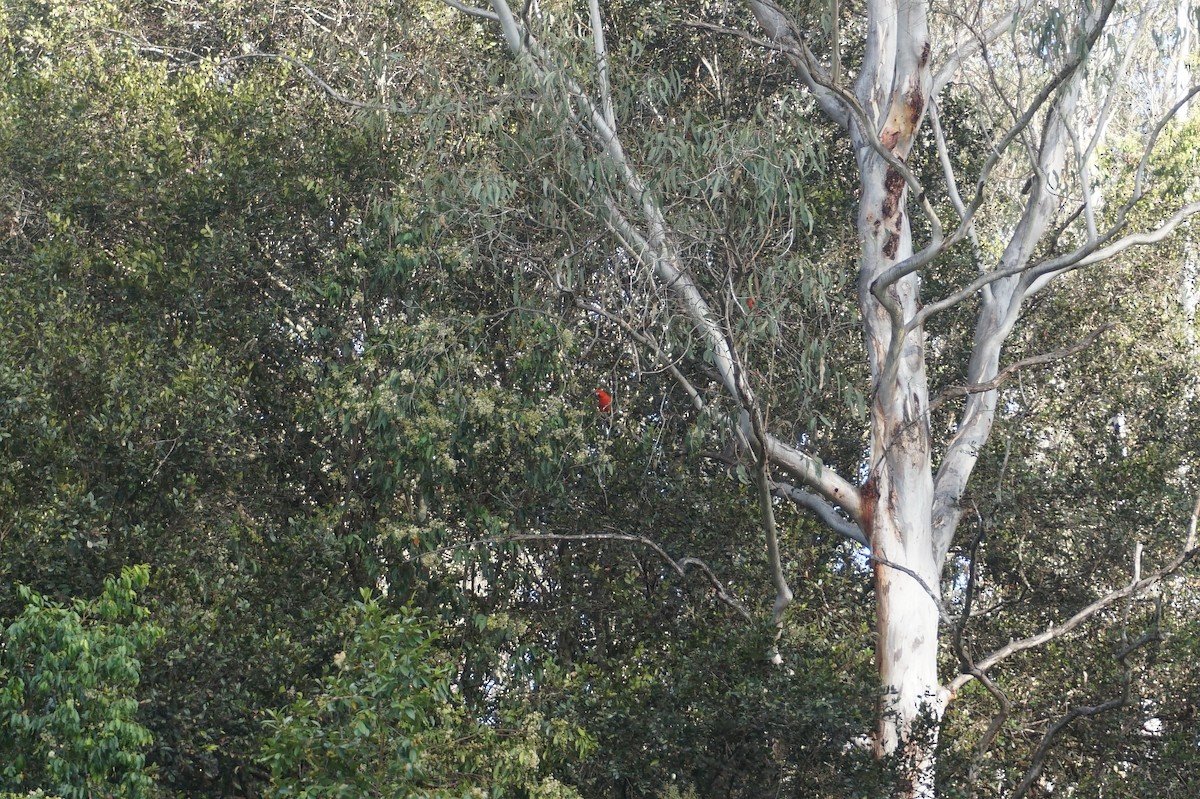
[746,298,756,311]
[596,388,613,412]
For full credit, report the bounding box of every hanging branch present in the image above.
[407,531,754,622]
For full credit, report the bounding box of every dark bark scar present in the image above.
[860,477,878,541]
[906,90,925,126]
[883,231,899,259]
[882,166,904,219]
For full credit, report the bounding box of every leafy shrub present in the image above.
[0,565,162,799]
[260,592,590,798]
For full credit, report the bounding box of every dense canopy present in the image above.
[1,1,1198,798]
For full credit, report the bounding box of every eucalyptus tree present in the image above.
[436,0,1200,794]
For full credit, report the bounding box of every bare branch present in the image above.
[1010,695,1126,799]
[749,409,794,656]
[772,482,867,547]
[741,1,853,127]
[587,0,616,131]
[223,52,390,109]
[928,98,982,264]
[1011,623,1159,799]
[931,6,1023,93]
[952,517,1013,786]
[765,436,863,522]
[868,553,952,621]
[1027,199,1200,290]
[929,324,1113,413]
[946,495,1200,696]
[443,0,499,22]
[1021,84,1200,294]
[409,531,754,622]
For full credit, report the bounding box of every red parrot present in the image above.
[596,388,613,412]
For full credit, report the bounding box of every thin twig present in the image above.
[947,493,1200,696]
[929,324,1113,412]
[405,531,754,622]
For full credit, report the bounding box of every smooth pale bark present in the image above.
[827,2,948,787]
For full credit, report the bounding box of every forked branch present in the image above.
[947,494,1200,696]
[929,324,1113,413]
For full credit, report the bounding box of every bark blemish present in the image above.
[883,166,904,214]
[919,41,931,68]
[860,478,878,540]
[906,89,925,126]
[880,165,905,259]
[882,231,899,259]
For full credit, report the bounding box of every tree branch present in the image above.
[771,482,867,546]
[952,517,1013,786]
[409,531,754,623]
[1010,622,1159,799]
[448,0,866,542]
[1010,694,1126,799]
[929,323,1113,413]
[931,6,1023,94]
[587,0,616,131]
[869,553,951,621]
[946,494,1200,696]
[443,0,499,23]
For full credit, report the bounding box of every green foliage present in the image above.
[0,565,161,799]
[2,0,1199,797]
[260,592,590,799]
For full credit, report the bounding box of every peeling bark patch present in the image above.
[882,231,899,259]
[860,478,878,541]
[906,89,925,126]
[880,166,905,259]
[883,166,904,216]
[919,41,931,68]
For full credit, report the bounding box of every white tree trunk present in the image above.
[847,6,947,793]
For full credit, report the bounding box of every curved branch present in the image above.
[929,323,1113,413]
[765,436,863,522]
[410,531,755,622]
[1026,199,1200,292]
[772,482,867,546]
[443,0,499,22]
[1010,695,1126,799]
[741,2,851,127]
[931,6,1024,94]
[946,494,1200,696]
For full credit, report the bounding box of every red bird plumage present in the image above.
[596,388,613,412]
